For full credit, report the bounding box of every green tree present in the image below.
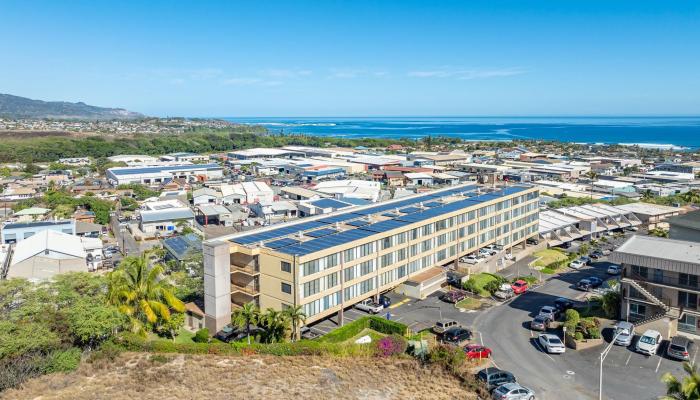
[681,190,700,205]
[231,302,260,345]
[64,299,126,347]
[650,228,670,238]
[156,312,185,342]
[258,308,289,344]
[107,252,185,336]
[661,362,700,400]
[283,305,307,342]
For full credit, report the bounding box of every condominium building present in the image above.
[203,184,540,332]
[613,235,700,338]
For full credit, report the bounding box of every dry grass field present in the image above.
[2,353,477,400]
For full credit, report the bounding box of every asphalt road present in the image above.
[474,258,690,400]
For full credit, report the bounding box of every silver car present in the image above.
[613,321,634,346]
[491,382,535,400]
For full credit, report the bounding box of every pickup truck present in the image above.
[355,298,384,314]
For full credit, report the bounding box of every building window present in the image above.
[303,279,320,297]
[281,283,292,294]
[629,303,646,319]
[679,314,698,334]
[281,261,291,273]
[678,291,698,310]
[680,273,699,288]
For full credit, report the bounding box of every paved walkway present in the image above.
[496,255,537,279]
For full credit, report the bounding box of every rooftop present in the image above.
[666,210,700,231]
[613,235,700,266]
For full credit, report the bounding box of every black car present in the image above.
[576,279,593,291]
[588,276,604,288]
[446,274,462,288]
[554,298,574,312]
[477,367,517,391]
[441,327,472,345]
[590,251,604,259]
[526,238,539,245]
[214,325,237,342]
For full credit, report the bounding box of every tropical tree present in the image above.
[231,302,260,345]
[650,227,670,238]
[283,305,307,342]
[661,362,700,400]
[107,252,185,336]
[642,189,655,202]
[585,171,598,198]
[681,190,700,205]
[258,308,289,344]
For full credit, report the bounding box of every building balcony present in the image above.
[622,269,700,294]
[230,263,260,276]
[231,282,260,296]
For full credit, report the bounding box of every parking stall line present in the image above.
[625,354,632,366]
[533,340,556,362]
[656,357,663,373]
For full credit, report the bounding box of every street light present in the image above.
[600,328,623,400]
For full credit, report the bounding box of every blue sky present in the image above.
[1,0,699,117]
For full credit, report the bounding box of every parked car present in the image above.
[300,326,321,340]
[504,253,515,261]
[355,298,383,314]
[526,238,539,245]
[433,319,459,334]
[538,333,566,354]
[627,226,639,232]
[214,325,237,342]
[579,256,592,265]
[511,280,529,294]
[607,264,622,275]
[636,329,663,356]
[576,279,593,291]
[485,244,501,253]
[491,382,536,400]
[494,286,515,300]
[587,277,604,287]
[538,305,559,320]
[554,297,574,312]
[378,294,392,308]
[569,259,586,270]
[461,254,481,264]
[441,327,472,346]
[530,315,552,331]
[667,336,694,361]
[476,367,517,391]
[613,321,635,346]
[590,250,604,259]
[440,290,468,303]
[447,274,462,288]
[479,248,496,257]
[464,344,492,359]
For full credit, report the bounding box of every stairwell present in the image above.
[622,271,681,329]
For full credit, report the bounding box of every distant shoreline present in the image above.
[222,116,700,149]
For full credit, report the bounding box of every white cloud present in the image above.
[407,67,526,80]
[221,77,283,87]
[262,68,312,78]
[328,68,389,79]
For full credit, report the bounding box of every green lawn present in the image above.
[532,249,568,267]
[456,297,483,310]
[174,328,196,344]
[470,273,500,297]
[346,328,385,344]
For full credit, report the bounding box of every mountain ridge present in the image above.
[0,93,144,120]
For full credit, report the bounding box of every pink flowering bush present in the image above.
[375,334,408,357]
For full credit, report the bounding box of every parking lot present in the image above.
[475,245,692,400]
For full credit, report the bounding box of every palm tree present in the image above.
[585,171,598,198]
[661,362,700,400]
[259,308,289,344]
[681,190,700,205]
[642,189,655,202]
[232,302,260,345]
[283,305,307,342]
[107,251,185,335]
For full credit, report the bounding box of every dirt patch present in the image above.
[2,353,477,400]
[0,130,96,139]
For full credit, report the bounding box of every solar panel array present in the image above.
[229,185,530,255]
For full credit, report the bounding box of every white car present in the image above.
[538,333,566,354]
[636,329,662,356]
[479,248,495,257]
[569,259,586,270]
[460,255,481,264]
[355,299,383,314]
[538,306,558,320]
[607,264,622,275]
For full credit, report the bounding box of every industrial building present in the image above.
[106,164,224,185]
[203,184,540,332]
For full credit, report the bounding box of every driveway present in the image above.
[473,257,689,400]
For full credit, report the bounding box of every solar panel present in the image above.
[360,219,411,233]
[265,238,300,249]
[304,228,338,238]
[382,212,399,218]
[399,206,421,214]
[424,201,443,208]
[345,219,370,227]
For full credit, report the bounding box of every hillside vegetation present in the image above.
[1,353,476,400]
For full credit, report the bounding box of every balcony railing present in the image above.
[231,263,260,275]
[623,268,700,292]
[232,283,260,296]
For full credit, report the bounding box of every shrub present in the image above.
[574,332,584,341]
[564,309,580,333]
[375,334,408,357]
[514,275,538,285]
[368,316,407,336]
[42,348,81,374]
[588,327,601,339]
[193,328,210,343]
[462,278,479,294]
[427,344,465,372]
[483,280,503,295]
[87,341,122,365]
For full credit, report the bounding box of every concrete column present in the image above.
[204,241,232,333]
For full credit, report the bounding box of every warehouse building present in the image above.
[106,164,223,185]
[203,184,540,332]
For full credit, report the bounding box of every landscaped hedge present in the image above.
[318,316,408,343]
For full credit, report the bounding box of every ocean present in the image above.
[223,116,700,150]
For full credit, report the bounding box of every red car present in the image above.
[464,344,492,359]
[511,279,529,294]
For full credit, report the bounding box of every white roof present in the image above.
[593,180,633,188]
[12,230,86,265]
[229,148,300,157]
[617,202,681,216]
[405,172,433,179]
